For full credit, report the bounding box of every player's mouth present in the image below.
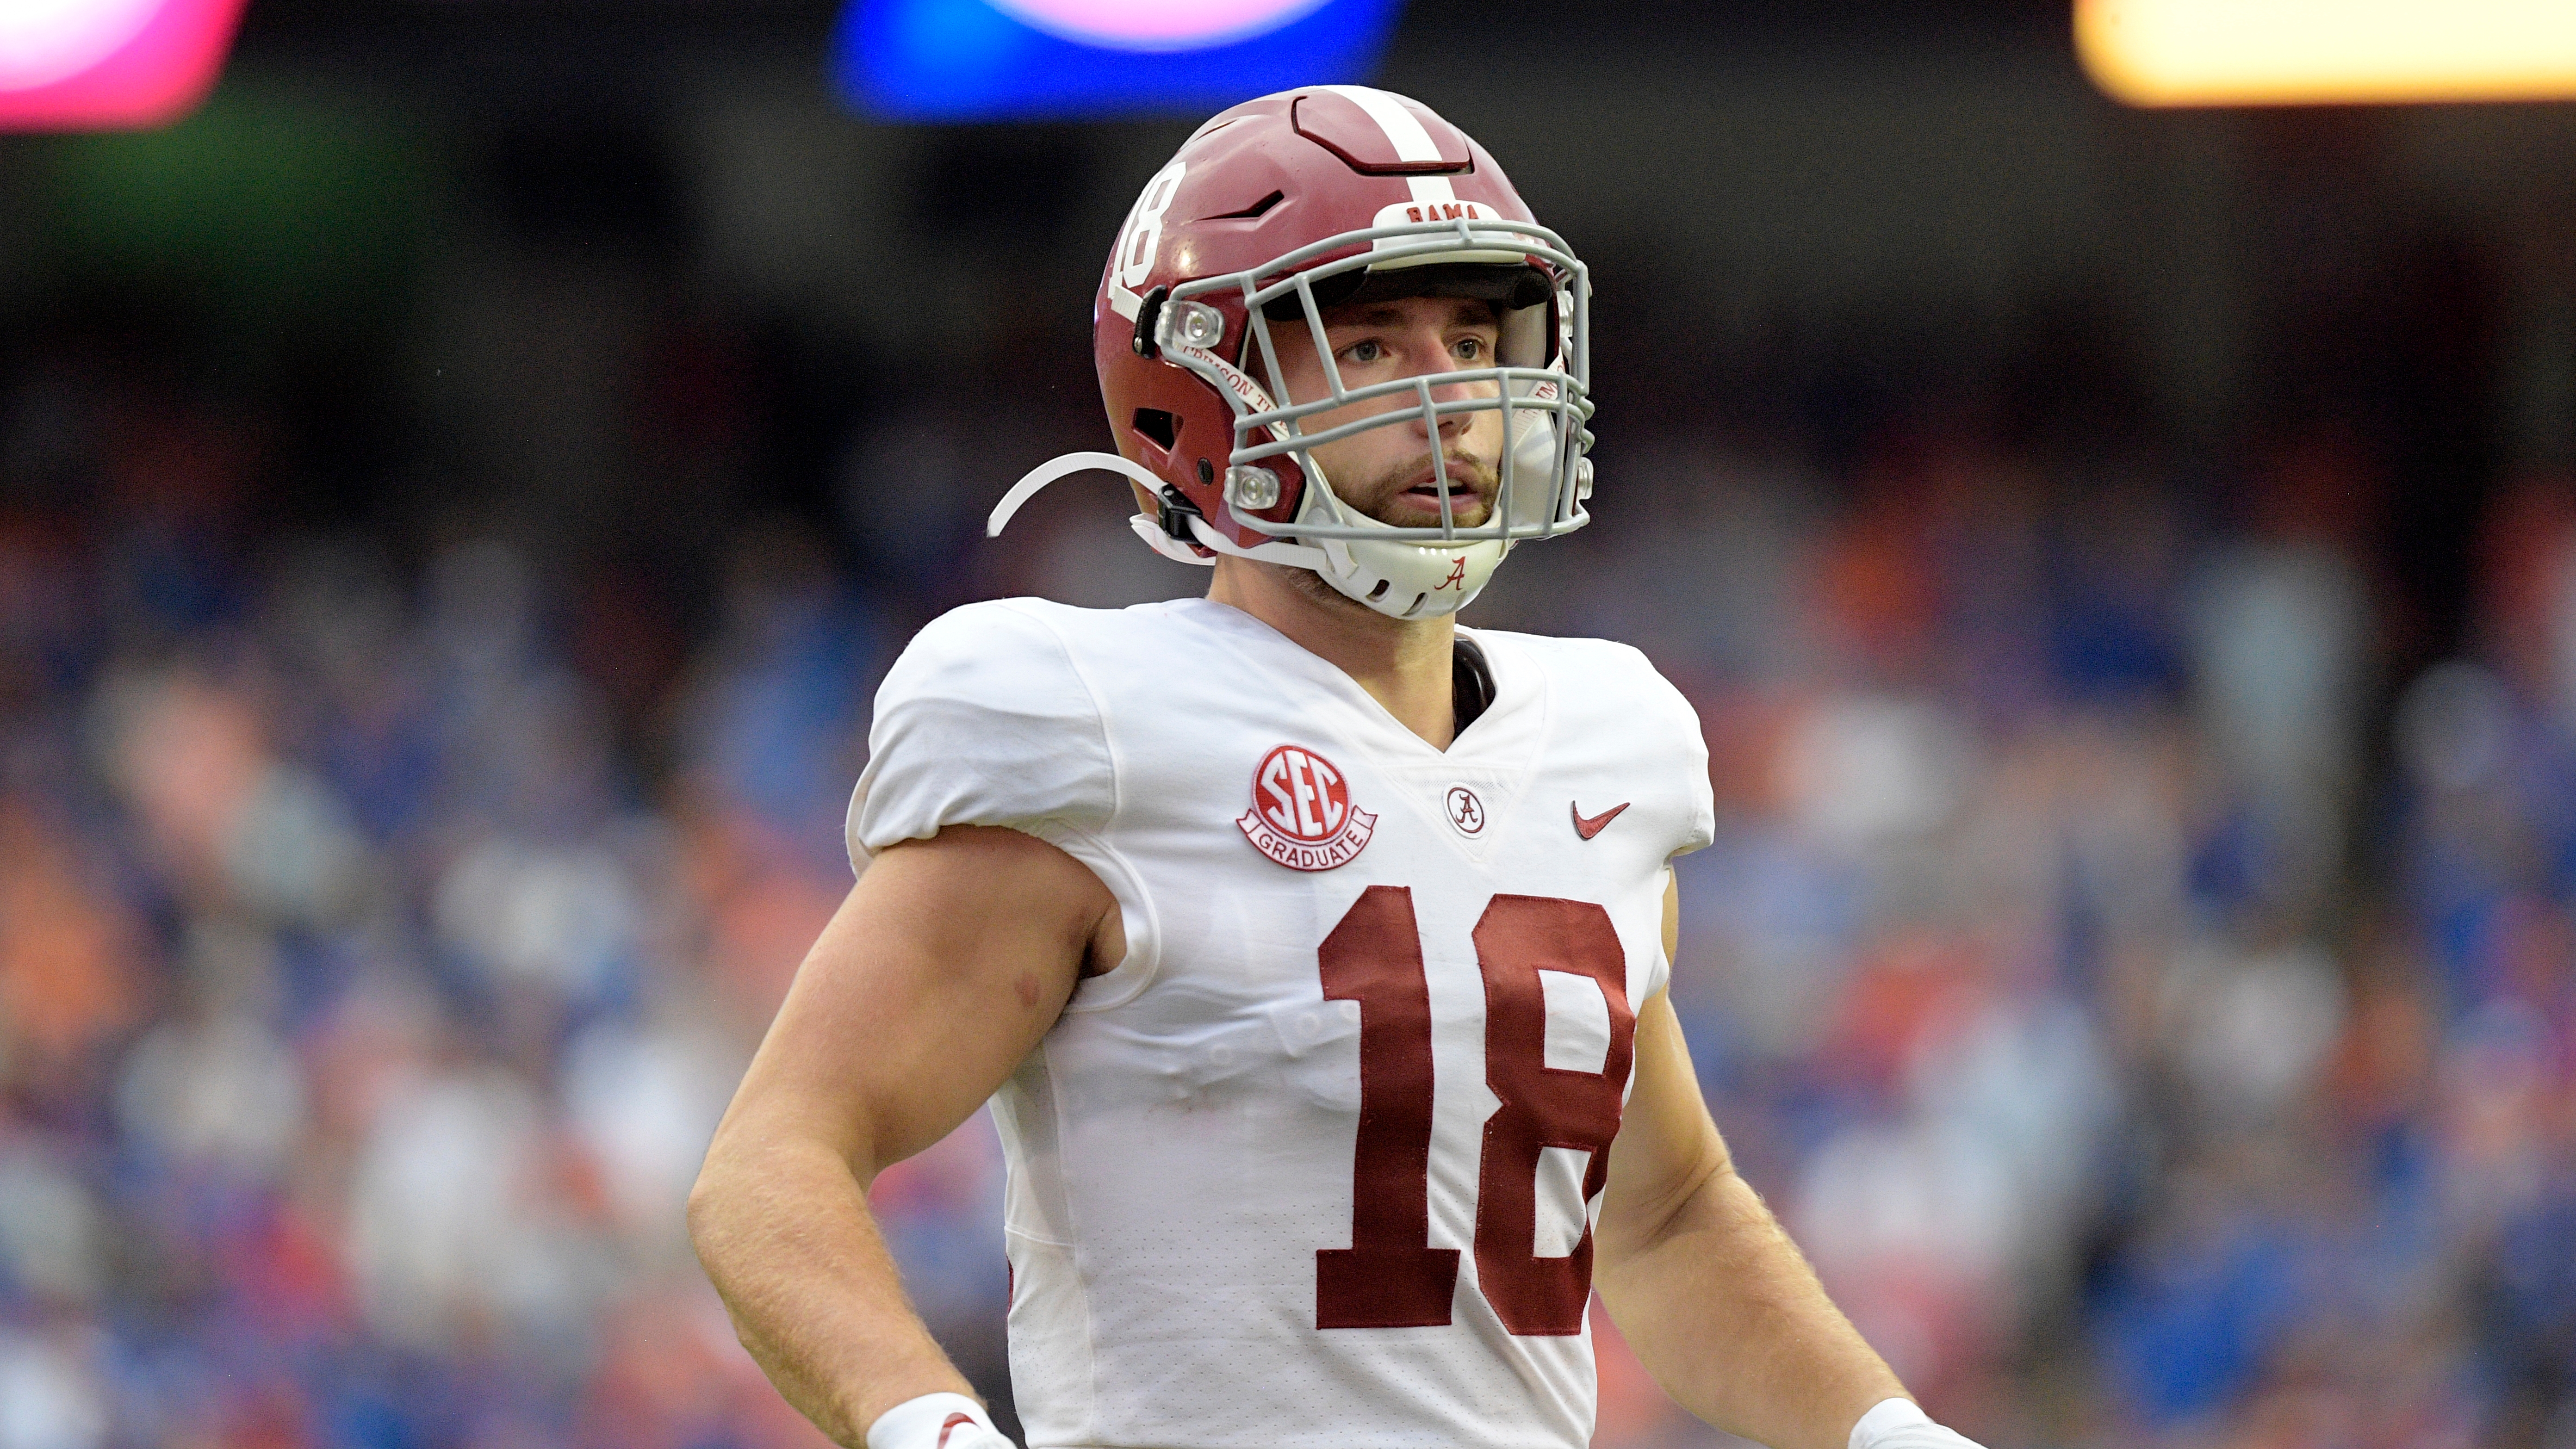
[1388,460,1494,523]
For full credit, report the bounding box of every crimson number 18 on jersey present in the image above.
[1314,886,1636,1337]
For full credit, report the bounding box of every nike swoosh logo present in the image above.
[1571,800,1630,840]
[936,1414,977,1449]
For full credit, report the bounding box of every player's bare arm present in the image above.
[687,826,1119,1447]
[1593,875,1908,1449]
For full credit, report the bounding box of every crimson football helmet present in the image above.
[987,85,1594,619]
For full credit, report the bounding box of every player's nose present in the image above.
[1403,335,1480,439]
[1408,400,1471,446]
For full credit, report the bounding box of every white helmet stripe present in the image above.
[1319,84,1440,161]
[1318,84,1457,205]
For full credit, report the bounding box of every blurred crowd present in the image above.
[1501,434,2576,1449]
[1,289,2573,1449]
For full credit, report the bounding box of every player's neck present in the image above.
[1208,558,1456,750]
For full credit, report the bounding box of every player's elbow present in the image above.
[684,1148,739,1269]
[686,1117,776,1273]
[682,1160,787,1364]
[686,1110,879,1267]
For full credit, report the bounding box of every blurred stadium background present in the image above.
[3,1,2576,1447]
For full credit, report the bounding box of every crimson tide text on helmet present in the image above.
[987,86,1595,620]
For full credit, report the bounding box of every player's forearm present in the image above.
[688,1132,978,1446]
[1595,1164,1904,1449]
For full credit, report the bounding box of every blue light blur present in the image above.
[833,0,1406,120]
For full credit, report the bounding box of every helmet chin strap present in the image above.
[1186,514,1329,570]
[992,447,1497,622]
[988,451,1156,536]
[992,451,1328,570]
[1127,514,1217,567]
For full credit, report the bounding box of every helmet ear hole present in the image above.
[1131,409,1179,451]
[1498,299,1552,370]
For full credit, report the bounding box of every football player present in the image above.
[689,87,1986,1449]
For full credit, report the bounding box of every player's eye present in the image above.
[1454,336,1487,361]
[1340,338,1385,365]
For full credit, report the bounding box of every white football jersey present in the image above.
[849,597,1715,1449]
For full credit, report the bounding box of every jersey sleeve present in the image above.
[1625,643,1717,862]
[1612,644,1712,1009]
[846,600,1117,870]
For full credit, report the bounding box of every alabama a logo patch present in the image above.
[1239,744,1377,871]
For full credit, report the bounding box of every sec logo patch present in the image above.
[1238,744,1377,871]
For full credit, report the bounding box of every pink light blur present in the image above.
[985,0,1330,50]
[0,0,249,130]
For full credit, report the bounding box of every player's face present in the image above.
[1270,294,1505,530]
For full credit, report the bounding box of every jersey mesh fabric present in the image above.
[850,597,1716,1449]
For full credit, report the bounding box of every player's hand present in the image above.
[1849,1399,1987,1449]
[865,1393,1017,1449]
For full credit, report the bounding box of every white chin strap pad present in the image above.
[1292,473,1506,619]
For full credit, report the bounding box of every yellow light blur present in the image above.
[2077,0,2576,105]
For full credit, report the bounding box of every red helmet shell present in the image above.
[1092,88,1549,553]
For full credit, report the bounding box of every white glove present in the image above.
[1848,1398,1987,1449]
[865,1393,1016,1449]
